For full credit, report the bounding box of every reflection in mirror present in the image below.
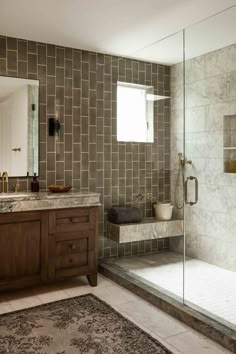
[0,76,39,177]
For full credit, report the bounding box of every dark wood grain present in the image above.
[0,206,99,291]
[0,220,40,279]
[48,207,98,283]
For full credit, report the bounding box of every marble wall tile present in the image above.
[185,55,205,83]
[186,75,227,108]
[171,43,236,271]
[197,235,229,269]
[205,131,224,159]
[185,106,205,133]
[186,80,207,108]
[171,109,184,134]
[171,63,183,88]
[185,232,200,259]
[225,185,236,213]
[229,100,236,115]
[197,184,228,213]
[227,243,236,271]
[205,47,227,78]
[171,85,184,111]
[170,173,184,219]
[189,157,206,185]
[225,44,236,73]
[205,103,230,132]
[185,206,206,236]
[204,210,230,242]
[185,132,207,158]
[226,71,236,101]
[205,75,228,104]
[205,158,231,186]
[170,133,184,172]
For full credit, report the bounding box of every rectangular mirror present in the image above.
[0,76,39,177]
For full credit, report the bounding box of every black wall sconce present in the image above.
[48,117,61,136]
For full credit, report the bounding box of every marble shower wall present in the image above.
[170,43,236,272]
[0,35,171,259]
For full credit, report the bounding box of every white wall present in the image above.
[0,101,9,171]
[0,86,28,176]
[170,43,236,272]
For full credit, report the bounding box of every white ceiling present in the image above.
[0,0,236,64]
[133,5,236,64]
[0,77,38,102]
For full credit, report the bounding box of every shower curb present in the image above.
[99,262,236,353]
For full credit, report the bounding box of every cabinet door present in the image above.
[0,212,48,289]
[48,207,98,280]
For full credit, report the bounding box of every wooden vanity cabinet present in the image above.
[48,207,98,286]
[0,206,98,291]
[0,211,48,291]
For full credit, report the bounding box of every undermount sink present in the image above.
[0,193,29,199]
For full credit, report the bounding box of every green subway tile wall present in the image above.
[0,35,171,258]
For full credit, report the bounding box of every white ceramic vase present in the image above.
[154,203,173,221]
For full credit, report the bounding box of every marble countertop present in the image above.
[0,191,99,202]
[0,190,100,213]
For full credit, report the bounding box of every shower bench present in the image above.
[107,217,183,244]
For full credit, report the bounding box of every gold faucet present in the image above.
[2,172,9,193]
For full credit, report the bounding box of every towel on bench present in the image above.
[108,207,143,224]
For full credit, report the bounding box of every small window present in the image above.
[117,82,154,143]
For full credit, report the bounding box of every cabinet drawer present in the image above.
[56,252,88,270]
[49,209,90,234]
[56,238,88,256]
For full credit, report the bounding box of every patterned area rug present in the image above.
[0,293,173,354]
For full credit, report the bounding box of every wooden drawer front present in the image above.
[0,212,41,225]
[49,209,90,234]
[56,252,88,270]
[56,238,87,256]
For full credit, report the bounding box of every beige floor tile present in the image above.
[35,286,69,304]
[56,274,112,298]
[116,298,188,339]
[4,289,43,311]
[97,274,115,287]
[0,273,232,354]
[8,296,43,311]
[91,283,140,306]
[165,330,232,354]
[0,302,14,314]
[63,284,91,298]
[110,305,183,354]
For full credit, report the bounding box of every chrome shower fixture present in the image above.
[178,152,192,167]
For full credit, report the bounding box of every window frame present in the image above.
[116,81,154,143]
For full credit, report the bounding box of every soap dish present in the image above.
[48,185,72,193]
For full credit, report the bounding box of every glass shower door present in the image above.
[184,6,236,331]
[103,30,186,304]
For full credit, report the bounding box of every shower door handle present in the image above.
[184,176,198,206]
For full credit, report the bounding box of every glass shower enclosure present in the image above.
[100,5,236,350]
[183,5,236,331]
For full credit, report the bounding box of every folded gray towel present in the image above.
[108,207,143,224]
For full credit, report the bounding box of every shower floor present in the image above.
[106,251,236,331]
